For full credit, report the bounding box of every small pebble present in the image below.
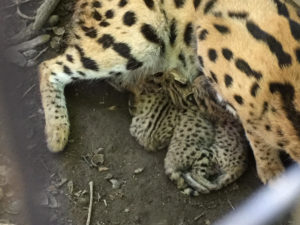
[53,27,65,36]
[48,15,59,26]
[50,36,62,49]
[98,167,109,172]
[205,219,211,225]
[108,105,117,111]
[134,168,144,174]
[109,179,121,189]
[92,153,104,165]
[105,173,113,180]
[124,208,130,213]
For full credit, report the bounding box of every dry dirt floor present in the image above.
[0,0,294,225]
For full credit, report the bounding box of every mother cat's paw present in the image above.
[45,120,69,152]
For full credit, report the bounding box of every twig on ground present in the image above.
[5,34,50,66]
[26,46,48,67]
[16,6,35,20]
[227,198,235,210]
[86,181,94,225]
[16,0,35,20]
[21,84,36,99]
[8,34,50,53]
[10,0,61,44]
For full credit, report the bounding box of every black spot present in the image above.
[119,0,127,7]
[74,34,81,39]
[80,2,88,8]
[208,49,217,62]
[123,11,136,26]
[184,22,193,46]
[105,10,114,19]
[250,82,260,97]
[269,82,300,138]
[174,0,185,8]
[210,71,218,83]
[214,24,230,34]
[100,21,110,27]
[235,58,262,80]
[112,43,131,58]
[92,1,102,8]
[154,72,163,77]
[234,95,244,105]
[198,55,204,67]
[204,0,217,14]
[178,53,186,67]
[71,77,79,81]
[81,26,97,38]
[98,34,115,48]
[74,45,99,71]
[246,21,292,68]
[271,107,277,112]
[272,0,289,17]
[295,48,300,63]
[277,142,285,148]
[198,29,208,40]
[144,0,154,9]
[109,42,143,70]
[224,74,233,87]
[93,10,102,21]
[77,20,84,25]
[81,57,99,71]
[169,19,177,46]
[213,12,222,17]
[193,0,201,9]
[126,58,143,70]
[289,19,300,41]
[222,48,233,60]
[78,71,86,76]
[265,125,271,131]
[63,66,72,75]
[228,11,248,19]
[140,24,165,54]
[66,54,74,63]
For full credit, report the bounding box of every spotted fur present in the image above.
[127,71,248,194]
[39,0,300,183]
[194,0,300,183]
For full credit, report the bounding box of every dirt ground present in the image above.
[0,1,294,225]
